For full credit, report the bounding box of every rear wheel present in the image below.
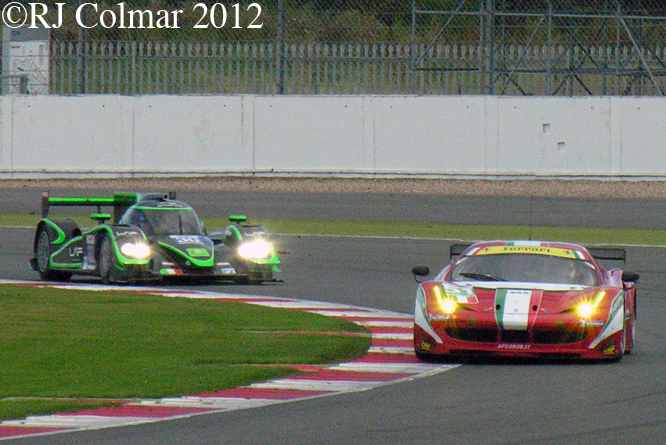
[35,228,70,282]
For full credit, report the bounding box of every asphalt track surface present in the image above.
[2,188,666,445]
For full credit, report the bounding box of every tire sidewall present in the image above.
[98,236,114,283]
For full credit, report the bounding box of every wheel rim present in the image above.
[36,231,51,273]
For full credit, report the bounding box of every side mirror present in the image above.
[229,215,247,224]
[622,271,640,283]
[412,265,430,277]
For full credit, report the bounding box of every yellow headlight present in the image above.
[440,299,457,315]
[577,291,606,319]
[577,302,594,318]
[433,285,457,314]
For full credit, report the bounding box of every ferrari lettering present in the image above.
[476,246,579,259]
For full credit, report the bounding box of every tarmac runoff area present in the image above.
[0,281,458,441]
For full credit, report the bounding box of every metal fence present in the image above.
[49,40,666,96]
[4,0,666,96]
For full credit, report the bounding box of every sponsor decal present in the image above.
[83,235,97,269]
[116,230,139,237]
[580,320,605,328]
[420,341,432,352]
[156,202,184,208]
[429,314,452,322]
[588,293,625,349]
[498,343,531,350]
[171,235,202,244]
[187,247,210,257]
[474,245,583,259]
[603,344,616,355]
[441,283,478,304]
[68,246,83,259]
[219,267,236,274]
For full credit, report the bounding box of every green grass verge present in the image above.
[3,213,666,246]
[0,284,370,421]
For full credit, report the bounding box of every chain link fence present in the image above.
[2,0,666,95]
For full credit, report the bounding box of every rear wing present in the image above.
[448,242,626,263]
[41,191,140,223]
[449,243,471,259]
[586,247,626,263]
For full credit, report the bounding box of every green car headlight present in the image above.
[120,242,151,259]
[238,239,271,259]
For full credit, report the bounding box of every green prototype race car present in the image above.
[30,191,281,284]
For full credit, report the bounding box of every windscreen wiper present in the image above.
[459,272,507,282]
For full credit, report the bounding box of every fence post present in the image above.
[484,0,495,95]
[77,0,87,94]
[276,0,287,94]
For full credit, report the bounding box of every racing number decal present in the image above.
[170,235,202,244]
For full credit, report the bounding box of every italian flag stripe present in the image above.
[495,289,533,330]
[495,288,508,328]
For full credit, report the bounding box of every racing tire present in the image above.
[415,349,436,362]
[35,228,71,282]
[626,320,635,355]
[609,323,627,363]
[98,235,117,284]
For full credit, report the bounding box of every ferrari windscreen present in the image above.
[450,253,599,286]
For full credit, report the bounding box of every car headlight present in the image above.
[434,285,457,314]
[120,242,151,259]
[576,302,594,318]
[439,299,457,315]
[576,290,606,318]
[238,239,271,259]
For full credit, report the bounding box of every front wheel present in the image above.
[35,228,70,282]
[98,236,117,284]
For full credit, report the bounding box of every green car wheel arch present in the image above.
[34,221,74,281]
[94,226,151,283]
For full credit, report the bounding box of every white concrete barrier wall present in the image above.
[0,94,663,178]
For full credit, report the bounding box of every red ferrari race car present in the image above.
[412,240,639,362]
